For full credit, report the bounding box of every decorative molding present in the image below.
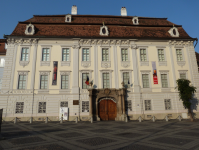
[65,14,72,22]
[60,71,71,75]
[59,89,71,93]
[158,61,167,66]
[132,17,139,25]
[61,61,71,66]
[81,61,91,68]
[38,90,49,94]
[177,61,186,67]
[100,22,109,36]
[161,88,171,92]
[121,61,130,68]
[72,45,80,49]
[168,40,194,47]
[40,61,50,66]
[39,71,51,75]
[19,61,29,67]
[140,70,151,74]
[159,70,169,74]
[25,23,35,35]
[18,71,29,75]
[168,26,179,37]
[140,61,149,66]
[131,44,137,49]
[7,38,15,45]
[101,61,111,68]
[178,70,188,74]
[141,88,152,92]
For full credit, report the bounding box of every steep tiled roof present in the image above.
[0,39,6,55]
[9,15,192,39]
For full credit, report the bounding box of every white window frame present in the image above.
[82,101,89,112]
[38,71,50,93]
[40,45,52,66]
[101,46,111,68]
[140,71,151,89]
[38,101,47,113]
[164,99,172,110]
[120,70,133,88]
[60,46,71,66]
[15,102,24,114]
[81,46,91,68]
[132,17,139,25]
[100,70,113,88]
[19,45,31,67]
[59,71,71,93]
[121,47,130,61]
[156,47,167,66]
[144,100,152,111]
[16,71,29,89]
[79,70,93,89]
[159,70,170,88]
[65,14,71,22]
[139,47,149,66]
[60,101,68,107]
[176,48,184,61]
[178,70,188,79]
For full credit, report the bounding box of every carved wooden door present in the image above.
[99,100,116,121]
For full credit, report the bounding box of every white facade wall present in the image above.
[1,38,199,121]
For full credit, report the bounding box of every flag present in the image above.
[85,76,89,85]
[128,79,130,84]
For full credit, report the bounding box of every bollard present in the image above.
[45,117,48,123]
[30,117,33,124]
[139,116,142,122]
[178,116,182,121]
[165,115,168,122]
[91,117,93,123]
[152,116,155,122]
[14,117,17,124]
[125,117,128,123]
[75,117,78,123]
[60,117,63,124]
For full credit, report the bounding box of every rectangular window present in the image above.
[165,99,171,110]
[121,49,128,61]
[145,100,151,111]
[15,102,24,113]
[61,75,69,89]
[176,49,183,61]
[82,101,89,112]
[18,75,26,89]
[82,73,89,89]
[62,48,69,61]
[158,49,165,61]
[40,75,48,89]
[123,72,130,88]
[140,49,147,61]
[21,48,29,61]
[42,48,50,61]
[126,100,132,111]
[38,102,46,113]
[180,73,186,79]
[161,74,168,88]
[60,101,68,107]
[82,48,89,61]
[103,73,110,88]
[142,74,149,88]
[102,48,109,61]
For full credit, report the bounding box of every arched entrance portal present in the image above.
[98,99,117,121]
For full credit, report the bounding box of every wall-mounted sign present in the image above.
[73,100,79,105]
[52,61,58,85]
[152,61,158,84]
[59,107,68,120]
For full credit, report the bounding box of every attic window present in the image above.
[168,26,179,37]
[134,19,137,24]
[102,28,106,34]
[65,14,71,23]
[25,23,35,35]
[100,22,109,36]
[132,17,139,25]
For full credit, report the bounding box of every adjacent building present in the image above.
[0,39,6,91]
[1,6,199,121]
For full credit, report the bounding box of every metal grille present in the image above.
[123,72,130,88]
[42,48,50,61]
[38,102,46,113]
[176,49,183,61]
[61,75,69,89]
[121,49,128,61]
[21,48,29,61]
[158,49,165,61]
[145,100,151,111]
[102,48,109,61]
[60,101,68,107]
[82,101,89,112]
[103,73,110,88]
[165,99,171,110]
[18,75,26,89]
[140,49,147,61]
[15,102,24,113]
[161,74,168,88]
[142,74,149,88]
[82,73,89,89]
[180,73,186,79]
[62,48,69,61]
[40,75,48,89]
[126,100,132,111]
[82,48,89,61]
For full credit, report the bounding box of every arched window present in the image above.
[173,29,176,35]
[134,19,137,24]
[102,28,106,34]
[28,27,32,33]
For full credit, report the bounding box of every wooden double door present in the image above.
[98,100,117,121]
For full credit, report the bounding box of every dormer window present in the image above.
[132,17,139,25]
[168,26,179,37]
[25,23,35,35]
[100,22,109,36]
[65,14,71,23]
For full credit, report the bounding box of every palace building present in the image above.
[1,6,199,121]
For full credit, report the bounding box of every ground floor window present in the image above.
[164,99,171,110]
[60,101,68,107]
[82,101,89,112]
[126,100,132,111]
[103,73,110,88]
[38,102,46,113]
[15,102,24,113]
[145,100,151,111]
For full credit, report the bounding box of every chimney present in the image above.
[121,7,127,16]
[71,5,77,15]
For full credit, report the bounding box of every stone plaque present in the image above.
[73,100,79,105]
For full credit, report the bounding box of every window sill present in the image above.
[38,90,49,94]
[81,61,91,68]
[19,61,29,67]
[140,61,149,66]
[80,89,89,93]
[40,61,50,66]
[59,89,71,93]
[121,61,130,68]
[161,88,171,92]
[158,61,167,66]
[177,61,186,67]
[61,61,71,66]
[101,61,111,68]
[141,88,152,92]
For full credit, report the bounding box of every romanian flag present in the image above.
[85,76,89,85]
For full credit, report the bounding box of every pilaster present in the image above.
[31,40,38,89]
[168,43,176,88]
[93,42,98,88]
[113,42,119,89]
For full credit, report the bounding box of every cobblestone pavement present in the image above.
[1,120,199,150]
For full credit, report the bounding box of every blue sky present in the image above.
[0,0,198,52]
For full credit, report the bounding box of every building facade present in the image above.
[1,6,199,121]
[0,39,6,91]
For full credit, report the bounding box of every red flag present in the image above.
[85,76,89,85]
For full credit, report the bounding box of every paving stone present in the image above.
[18,144,69,150]
[89,129,113,133]
[114,126,136,129]
[115,144,165,150]
[72,126,93,129]
[1,127,21,131]
[77,137,116,146]
[40,129,65,133]
[115,132,144,138]
[150,137,193,146]
[56,132,84,138]
[174,131,199,137]
[9,136,45,145]
[139,129,162,132]
[2,131,32,138]
[31,125,51,128]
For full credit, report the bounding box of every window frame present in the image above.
[38,71,50,91]
[178,70,188,79]
[139,47,148,62]
[82,101,89,112]
[157,48,166,62]
[121,47,130,62]
[38,101,47,113]
[100,70,113,88]
[144,100,152,111]
[164,99,172,110]
[175,48,184,62]
[20,47,30,61]
[60,101,68,107]
[79,70,93,90]
[126,100,132,111]
[40,45,52,66]
[159,71,170,88]
[16,71,29,90]
[19,45,31,67]
[15,102,24,114]
[82,73,90,89]
[59,71,71,91]
[101,46,111,62]
[102,72,110,88]
[140,71,151,89]
[82,47,91,62]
